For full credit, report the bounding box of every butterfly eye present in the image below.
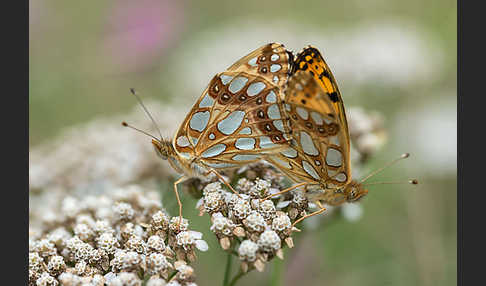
[153,144,168,160]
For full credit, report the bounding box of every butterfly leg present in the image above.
[207,169,241,198]
[173,176,189,229]
[291,201,327,227]
[260,182,308,202]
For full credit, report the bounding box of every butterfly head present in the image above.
[152,139,174,160]
[343,180,368,202]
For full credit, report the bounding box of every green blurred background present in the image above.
[29,0,456,285]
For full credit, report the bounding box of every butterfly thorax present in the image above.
[152,139,209,178]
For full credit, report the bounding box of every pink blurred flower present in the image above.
[102,0,185,73]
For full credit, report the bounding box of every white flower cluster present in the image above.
[28,186,206,286]
[198,172,304,273]
[29,101,187,193]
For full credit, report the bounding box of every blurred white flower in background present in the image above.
[165,18,443,106]
[29,101,186,194]
[341,203,364,222]
[393,95,456,176]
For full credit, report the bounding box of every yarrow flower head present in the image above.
[198,167,303,273]
[28,186,206,286]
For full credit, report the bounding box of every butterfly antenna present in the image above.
[360,153,411,183]
[363,179,419,186]
[130,88,163,140]
[122,121,160,142]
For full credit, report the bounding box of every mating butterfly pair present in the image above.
[134,43,373,223]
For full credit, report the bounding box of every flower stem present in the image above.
[223,252,233,286]
[270,258,284,286]
[228,270,245,286]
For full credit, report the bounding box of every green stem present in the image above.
[223,252,233,286]
[270,258,284,286]
[228,270,245,286]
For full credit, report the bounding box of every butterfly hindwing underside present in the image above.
[266,69,351,188]
[173,71,291,170]
[227,42,293,89]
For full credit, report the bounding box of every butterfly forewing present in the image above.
[291,46,350,146]
[173,71,291,170]
[227,43,293,88]
[266,69,351,188]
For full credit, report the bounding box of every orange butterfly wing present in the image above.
[264,45,352,189]
[266,70,351,188]
[290,45,350,148]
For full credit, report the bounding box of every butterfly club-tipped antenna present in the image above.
[121,121,159,141]
[129,88,163,140]
[360,153,419,187]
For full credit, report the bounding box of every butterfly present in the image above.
[263,46,375,225]
[138,43,294,220]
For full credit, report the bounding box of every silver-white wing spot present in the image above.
[266,91,277,103]
[239,127,252,135]
[327,169,338,177]
[273,120,285,132]
[190,136,199,145]
[270,64,281,72]
[323,117,333,124]
[201,144,227,158]
[209,133,216,140]
[190,111,210,132]
[205,162,238,169]
[235,138,256,150]
[267,104,281,119]
[329,136,340,146]
[271,54,279,61]
[271,156,292,169]
[296,107,309,120]
[217,111,246,135]
[248,57,258,67]
[199,93,214,108]
[335,173,347,182]
[229,76,248,93]
[302,160,320,180]
[247,82,266,96]
[176,136,190,147]
[260,136,278,149]
[299,131,319,156]
[220,74,233,85]
[281,147,297,158]
[232,154,259,161]
[310,111,323,125]
[326,148,343,167]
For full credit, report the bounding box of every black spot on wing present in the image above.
[287,50,295,75]
[328,92,339,102]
